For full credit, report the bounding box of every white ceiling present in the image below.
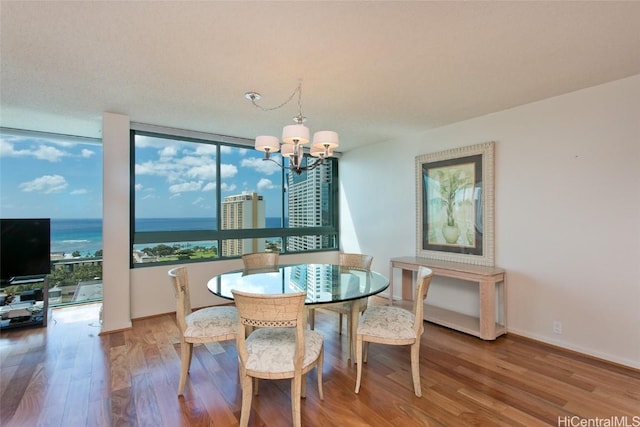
[2,1,640,152]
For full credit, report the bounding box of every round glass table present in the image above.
[207,263,389,360]
[207,263,389,305]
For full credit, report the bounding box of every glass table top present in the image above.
[207,263,389,305]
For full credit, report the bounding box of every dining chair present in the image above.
[355,266,433,397]
[241,251,280,270]
[232,289,324,427]
[309,253,373,360]
[167,266,238,395]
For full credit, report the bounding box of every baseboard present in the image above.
[507,329,640,372]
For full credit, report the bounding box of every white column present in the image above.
[100,112,132,333]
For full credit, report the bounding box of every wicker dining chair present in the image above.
[167,266,238,395]
[241,252,280,270]
[232,289,324,427]
[309,253,373,360]
[355,266,433,397]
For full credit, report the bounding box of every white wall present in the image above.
[340,74,640,368]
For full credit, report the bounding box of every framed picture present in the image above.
[415,142,495,266]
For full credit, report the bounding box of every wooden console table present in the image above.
[389,257,506,340]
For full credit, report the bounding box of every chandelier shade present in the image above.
[282,124,310,144]
[255,135,280,153]
[312,131,339,149]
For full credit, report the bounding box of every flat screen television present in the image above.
[0,218,51,282]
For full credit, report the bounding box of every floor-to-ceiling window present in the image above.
[0,128,103,306]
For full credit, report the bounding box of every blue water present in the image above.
[51,217,283,256]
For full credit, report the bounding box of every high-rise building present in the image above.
[221,191,265,256]
[287,160,334,252]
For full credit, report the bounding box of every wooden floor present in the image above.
[1,299,639,427]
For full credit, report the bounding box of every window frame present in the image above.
[130,125,339,268]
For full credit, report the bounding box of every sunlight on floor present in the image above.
[51,302,101,325]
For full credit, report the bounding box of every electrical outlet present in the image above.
[553,320,562,334]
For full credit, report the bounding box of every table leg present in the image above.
[479,279,496,340]
[388,263,394,306]
[402,268,414,301]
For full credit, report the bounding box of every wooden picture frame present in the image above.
[416,142,495,266]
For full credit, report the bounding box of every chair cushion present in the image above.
[184,306,238,339]
[244,328,323,374]
[357,306,416,340]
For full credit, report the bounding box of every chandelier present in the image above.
[245,81,339,175]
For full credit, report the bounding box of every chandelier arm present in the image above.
[262,153,325,175]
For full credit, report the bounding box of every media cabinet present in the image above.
[0,276,49,330]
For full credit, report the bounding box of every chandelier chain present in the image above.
[249,80,304,120]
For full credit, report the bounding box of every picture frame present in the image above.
[415,141,495,266]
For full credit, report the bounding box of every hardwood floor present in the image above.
[1,299,638,426]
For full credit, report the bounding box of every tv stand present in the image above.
[0,276,49,330]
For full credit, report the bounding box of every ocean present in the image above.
[51,217,283,256]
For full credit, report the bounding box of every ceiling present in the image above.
[2,1,640,152]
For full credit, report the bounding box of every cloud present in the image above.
[202,182,216,192]
[168,181,202,193]
[159,145,178,159]
[241,156,281,175]
[33,145,66,162]
[193,144,217,156]
[0,140,67,162]
[0,140,25,156]
[19,175,68,194]
[257,178,277,191]
[220,182,236,192]
[192,197,205,206]
[70,189,89,195]
[80,149,95,158]
[186,164,216,181]
[220,163,238,178]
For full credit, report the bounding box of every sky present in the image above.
[0,131,287,219]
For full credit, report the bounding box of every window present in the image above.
[0,128,103,306]
[131,126,338,266]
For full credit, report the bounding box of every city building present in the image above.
[221,191,265,256]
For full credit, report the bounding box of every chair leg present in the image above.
[346,314,352,360]
[410,341,422,397]
[355,335,363,393]
[178,341,192,395]
[308,308,315,330]
[239,374,253,427]
[338,313,343,334]
[291,374,302,427]
[301,372,307,398]
[317,347,324,400]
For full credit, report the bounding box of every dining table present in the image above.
[207,263,390,360]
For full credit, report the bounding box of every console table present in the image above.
[389,257,506,340]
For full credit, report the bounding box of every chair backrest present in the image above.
[339,253,373,271]
[232,290,307,371]
[168,266,191,334]
[242,252,280,270]
[413,266,433,337]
